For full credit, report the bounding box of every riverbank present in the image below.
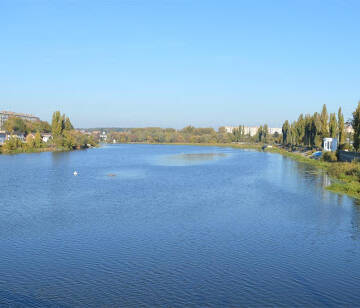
[263,147,360,200]
[0,144,98,155]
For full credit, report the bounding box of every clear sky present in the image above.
[1,0,359,128]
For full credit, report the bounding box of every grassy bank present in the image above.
[0,145,97,155]
[264,146,360,199]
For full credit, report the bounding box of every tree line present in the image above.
[101,124,281,145]
[280,102,360,152]
[1,111,96,153]
[281,104,351,150]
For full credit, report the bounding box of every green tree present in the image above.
[295,114,305,145]
[51,111,64,138]
[352,102,360,151]
[4,117,26,133]
[263,124,269,143]
[282,120,290,145]
[311,112,322,147]
[64,117,74,131]
[329,113,338,138]
[320,104,329,138]
[26,134,35,148]
[35,132,42,148]
[338,107,345,146]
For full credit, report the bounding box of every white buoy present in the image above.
[73,171,78,176]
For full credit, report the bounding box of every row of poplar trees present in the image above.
[281,104,346,149]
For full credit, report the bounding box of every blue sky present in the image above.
[1,0,359,128]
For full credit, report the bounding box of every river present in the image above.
[1,144,360,307]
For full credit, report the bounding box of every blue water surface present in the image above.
[1,144,360,307]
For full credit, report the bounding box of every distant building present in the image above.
[269,127,282,135]
[0,111,40,130]
[224,126,282,136]
[224,126,237,133]
[323,138,338,152]
[6,133,25,142]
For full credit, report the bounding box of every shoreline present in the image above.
[0,145,97,155]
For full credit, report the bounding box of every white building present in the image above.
[0,111,40,130]
[224,126,282,136]
[323,138,338,152]
[269,127,282,135]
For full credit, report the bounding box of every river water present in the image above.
[1,144,360,307]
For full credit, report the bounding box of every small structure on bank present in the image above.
[323,138,338,152]
[42,133,52,143]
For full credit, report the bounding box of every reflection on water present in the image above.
[157,152,228,166]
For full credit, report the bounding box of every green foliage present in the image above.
[34,132,42,148]
[352,102,360,151]
[1,111,97,154]
[320,104,329,138]
[26,134,35,148]
[282,120,290,144]
[322,151,338,162]
[64,117,74,131]
[329,113,337,138]
[51,111,65,138]
[4,117,26,133]
[281,103,354,150]
[338,107,345,146]
[2,136,24,153]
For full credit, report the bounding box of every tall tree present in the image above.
[304,114,312,146]
[282,120,290,145]
[64,117,73,131]
[338,107,345,146]
[295,114,305,145]
[256,125,263,142]
[329,113,338,138]
[263,124,269,143]
[51,111,64,137]
[34,132,42,148]
[311,112,322,147]
[352,102,360,151]
[320,104,329,138]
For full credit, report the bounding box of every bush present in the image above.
[322,151,338,162]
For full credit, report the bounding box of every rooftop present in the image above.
[0,111,39,119]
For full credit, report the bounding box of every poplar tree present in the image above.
[329,113,338,138]
[64,117,74,131]
[320,104,329,138]
[352,102,360,151]
[338,107,345,146]
[51,111,63,137]
[282,120,290,145]
[311,112,322,147]
[263,124,269,143]
[295,114,305,145]
[304,114,312,146]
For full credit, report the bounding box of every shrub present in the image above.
[322,151,338,162]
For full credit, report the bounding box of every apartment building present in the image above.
[0,111,40,129]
